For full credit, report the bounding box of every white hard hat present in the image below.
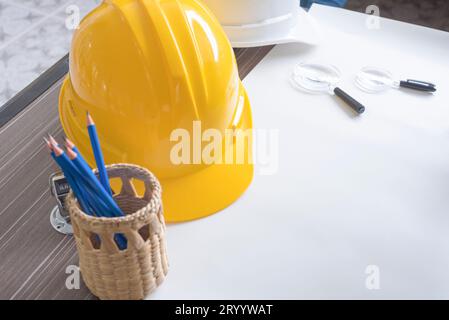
[202,0,321,48]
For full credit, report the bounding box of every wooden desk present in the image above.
[0,46,273,300]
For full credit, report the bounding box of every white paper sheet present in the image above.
[152,5,449,299]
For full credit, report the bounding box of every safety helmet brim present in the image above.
[156,86,254,222]
[59,79,254,223]
[223,7,321,48]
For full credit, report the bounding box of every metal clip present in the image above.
[49,172,73,235]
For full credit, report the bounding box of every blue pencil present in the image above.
[51,143,110,216]
[65,138,111,213]
[66,138,117,198]
[61,146,127,249]
[47,138,127,250]
[87,113,112,196]
[51,137,113,215]
[65,138,92,170]
[49,136,91,209]
[46,138,91,214]
[58,149,117,218]
[65,148,122,217]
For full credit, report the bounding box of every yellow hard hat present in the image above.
[59,0,253,222]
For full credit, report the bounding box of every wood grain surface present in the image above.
[0,46,273,300]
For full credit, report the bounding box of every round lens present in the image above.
[355,67,394,93]
[291,62,341,94]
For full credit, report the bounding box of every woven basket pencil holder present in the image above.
[67,164,168,300]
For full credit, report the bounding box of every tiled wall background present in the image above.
[0,0,100,108]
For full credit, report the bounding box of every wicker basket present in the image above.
[67,164,168,300]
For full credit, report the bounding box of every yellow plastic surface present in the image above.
[59,0,253,222]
